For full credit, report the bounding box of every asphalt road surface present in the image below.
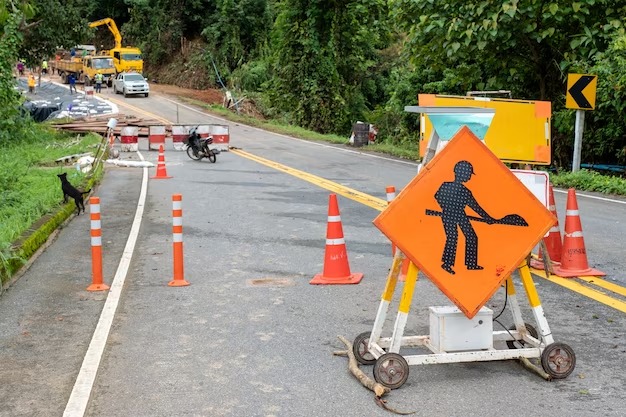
[0,89,625,417]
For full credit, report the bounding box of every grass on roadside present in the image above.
[0,127,102,283]
[550,169,626,195]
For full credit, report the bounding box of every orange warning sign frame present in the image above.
[374,126,556,318]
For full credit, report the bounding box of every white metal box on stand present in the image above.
[429,306,493,352]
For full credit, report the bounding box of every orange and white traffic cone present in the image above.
[310,194,364,285]
[386,185,410,282]
[151,144,172,179]
[553,188,605,277]
[530,184,562,270]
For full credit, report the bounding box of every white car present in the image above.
[113,72,149,97]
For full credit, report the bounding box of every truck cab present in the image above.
[111,48,143,74]
[83,55,116,87]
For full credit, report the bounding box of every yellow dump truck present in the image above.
[51,45,116,87]
[89,18,144,74]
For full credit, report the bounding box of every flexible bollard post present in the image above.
[87,197,110,291]
[169,194,189,286]
[385,185,411,282]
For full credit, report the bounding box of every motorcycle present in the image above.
[183,126,218,163]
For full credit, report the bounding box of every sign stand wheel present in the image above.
[506,322,539,349]
[541,342,576,379]
[353,332,376,365]
[373,353,409,389]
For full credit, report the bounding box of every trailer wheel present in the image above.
[373,353,409,389]
[61,73,67,84]
[353,332,376,365]
[541,342,576,379]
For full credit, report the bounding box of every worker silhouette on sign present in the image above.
[427,160,529,275]
[432,161,496,275]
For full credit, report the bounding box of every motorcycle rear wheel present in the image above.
[207,149,217,163]
[185,145,202,160]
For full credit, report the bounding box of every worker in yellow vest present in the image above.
[28,73,36,93]
[42,60,48,75]
[94,72,103,93]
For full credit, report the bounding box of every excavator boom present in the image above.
[89,18,122,49]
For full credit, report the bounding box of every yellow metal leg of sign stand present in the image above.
[367,251,404,357]
[389,261,419,353]
[518,259,555,345]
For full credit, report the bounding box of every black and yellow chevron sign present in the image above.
[566,74,597,110]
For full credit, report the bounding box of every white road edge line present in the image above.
[63,152,148,417]
[552,188,626,204]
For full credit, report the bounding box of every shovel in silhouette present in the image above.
[425,209,528,226]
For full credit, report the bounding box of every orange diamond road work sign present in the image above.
[374,126,556,318]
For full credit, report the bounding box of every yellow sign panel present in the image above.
[374,127,555,318]
[419,94,552,165]
[566,74,597,110]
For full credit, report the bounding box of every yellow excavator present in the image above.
[89,18,143,74]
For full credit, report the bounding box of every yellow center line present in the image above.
[230,149,388,211]
[233,148,626,314]
[576,276,626,298]
[531,269,626,313]
[107,96,171,124]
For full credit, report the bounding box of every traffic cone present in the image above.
[310,194,364,285]
[553,188,605,277]
[530,185,562,270]
[151,144,172,179]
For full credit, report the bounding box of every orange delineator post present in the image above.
[87,197,110,292]
[310,194,363,285]
[151,144,172,179]
[553,188,605,278]
[169,194,189,286]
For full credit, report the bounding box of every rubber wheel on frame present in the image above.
[506,323,539,349]
[185,145,202,160]
[207,150,217,163]
[373,353,409,389]
[352,332,376,365]
[541,342,576,379]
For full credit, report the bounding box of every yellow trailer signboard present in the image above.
[419,94,552,165]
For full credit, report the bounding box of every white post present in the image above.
[572,109,585,172]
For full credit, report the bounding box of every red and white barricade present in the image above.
[209,124,230,151]
[172,125,189,151]
[197,125,211,139]
[120,126,139,152]
[149,125,166,151]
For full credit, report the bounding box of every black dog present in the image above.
[57,173,91,214]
